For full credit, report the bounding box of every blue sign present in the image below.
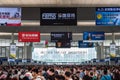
[0,57,8,61]
[15,59,22,62]
[96,7,120,26]
[83,32,105,40]
[78,41,94,48]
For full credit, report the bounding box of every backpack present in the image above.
[92,76,97,80]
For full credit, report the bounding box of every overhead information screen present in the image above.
[51,32,72,42]
[0,7,21,26]
[56,41,71,48]
[40,7,77,26]
[78,40,94,48]
[83,32,105,42]
[96,7,120,26]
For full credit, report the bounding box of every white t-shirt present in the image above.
[25,72,33,80]
[35,76,41,80]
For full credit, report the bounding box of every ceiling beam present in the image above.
[0,0,119,7]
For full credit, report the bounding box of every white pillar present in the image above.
[100,42,104,59]
[24,42,27,59]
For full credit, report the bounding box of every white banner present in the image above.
[10,43,16,59]
[32,47,96,62]
[110,43,116,57]
[0,7,21,26]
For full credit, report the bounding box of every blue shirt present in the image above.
[100,75,112,80]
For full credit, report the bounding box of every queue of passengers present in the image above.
[0,65,119,80]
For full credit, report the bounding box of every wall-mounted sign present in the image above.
[0,7,21,26]
[10,43,16,59]
[96,7,120,26]
[83,32,105,42]
[78,40,94,48]
[40,7,77,26]
[110,43,116,58]
[18,32,40,42]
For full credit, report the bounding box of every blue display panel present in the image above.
[96,7,120,26]
[83,32,105,40]
[0,57,8,61]
[40,7,77,26]
[78,40,93,48]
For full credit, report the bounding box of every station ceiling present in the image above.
[0,0,120,40]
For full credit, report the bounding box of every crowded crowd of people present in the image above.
[0,65,119,80]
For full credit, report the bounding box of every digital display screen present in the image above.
[56,41,71,48]
[83,32,105,41]
[40,7,77,26]
[96,7,120,26]
[0,57,8,61]
[78,40,94,48]
[51,32,72,42]
[32,48,97,63]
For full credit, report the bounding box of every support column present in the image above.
[24,42,27,59]
[112,33,115,43]
[9,33,15,58]
[97,42,104,60]
[26,46,32,59]
[11,33,14,43]
[100,42,104,59]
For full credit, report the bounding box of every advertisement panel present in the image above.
[110,43,116,58]
[51,32,72,42]
[96,7,120,26]
[83,32,105,42]
[0,7,21,26]
[56,41,71,48]
[40,7,77,26]
[18,32,40,42]
[78,40,94,48]
[32,48,89,62]
[10,43,16,59]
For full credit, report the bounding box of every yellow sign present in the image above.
[97,14,102,19]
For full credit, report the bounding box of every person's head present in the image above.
[76,71,80,77]
[32,69,38,76]
[14,70,18,74]
[55,75,65,80]
[57,42,62,47]
[72,74,79,80]
[85,69,90,75]
[65,71,71,78]
[48,68,55,76]
[38,70,42,76]
[89,71,93,77]
[103,69,108,75]
[28,67,32,72]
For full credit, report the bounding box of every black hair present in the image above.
[49,68,55,73]
[65,71,71,77]
[55,75,65,80]
[103,69,108,75]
